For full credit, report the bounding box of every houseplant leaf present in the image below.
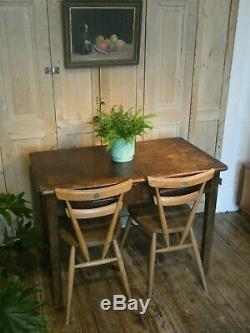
[0,277,47,333]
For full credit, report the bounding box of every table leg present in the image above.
[201,172,220,274]
[44,193,63,308]
[30,168,43,228]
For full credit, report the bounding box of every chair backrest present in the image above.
[148,169,215,245]
[55,179,133,262]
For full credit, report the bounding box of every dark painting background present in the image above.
[71,8,134,54]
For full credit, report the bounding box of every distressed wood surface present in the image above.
[30,138,227,194]
[34,211,250,332]
[0,0,238,203]
[0,0,57,200]
[144,0,198,140]
[47,0,99,148]
[215,0,239,158]
[0,148,6,192]
[0,0,238,205]
[189,0,238,157]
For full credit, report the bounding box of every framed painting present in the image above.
[64,0,142,68]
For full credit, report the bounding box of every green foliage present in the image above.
[0,194,48,332]
[0,277,47,333]
[92,105,154,149]
[0,192,46,277]
[0,221,45,251]
[0,192,45,251]
[0,192,31,226]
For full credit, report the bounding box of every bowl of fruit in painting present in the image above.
[94,34,125,54]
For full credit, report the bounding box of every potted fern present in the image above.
[92,105,153,162]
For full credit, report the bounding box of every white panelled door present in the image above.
[0,0,238,199]
[0,0,57,199]
[0,148,6,193]
[189,0,234,156]
[99,0,146,115]
[47,0,100,148]
[144,0,197,140]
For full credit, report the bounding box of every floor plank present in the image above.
[36,211,250,333]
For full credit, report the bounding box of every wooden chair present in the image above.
[55,179,132,324]
[121,169,215,298]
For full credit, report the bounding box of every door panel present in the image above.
[189,0,233,155]
[0,149,6,193]
[144,0,197,140]
[0,0,238,200]
[0,0,57,199]
[99,0,146,114]
[47,0,99,148]
[100,66,137,112]
[100,1,146,112]
[194,121,218,156]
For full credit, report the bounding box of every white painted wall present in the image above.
[217,0,250,212]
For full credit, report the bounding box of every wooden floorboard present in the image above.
[36,211,250,333]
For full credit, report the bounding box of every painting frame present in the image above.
[64,0,142,68]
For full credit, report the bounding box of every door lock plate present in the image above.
[44,67,60,74]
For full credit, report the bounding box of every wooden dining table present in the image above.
[30,138,227,307]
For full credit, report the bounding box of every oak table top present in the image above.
[31,137,227,194]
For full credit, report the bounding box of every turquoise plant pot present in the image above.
[111,139,135,163]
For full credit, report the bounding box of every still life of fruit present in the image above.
[94,34,125,54]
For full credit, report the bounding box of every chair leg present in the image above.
[190,228,208,293]
[66,246,75,325]
[148,232,156,299]
[120,215,133,249]
[113,239,131,299]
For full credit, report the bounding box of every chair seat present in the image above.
[59,216,121,247]
[128,203,191,233]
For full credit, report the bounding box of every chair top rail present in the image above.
[55,179,132,201]
[148,168,215,189]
